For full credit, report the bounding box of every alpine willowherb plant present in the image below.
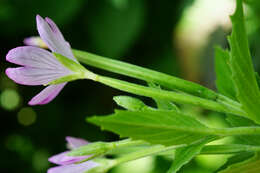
[5,0,260,172]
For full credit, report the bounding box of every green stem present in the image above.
[209,127,260,136]
[114,145,183,165]
[111,139,146,148]
[112,143,260,168]
[69,139,145,156]
[93,75,244,116]
[201,144,260,154]
[73,49,218,100]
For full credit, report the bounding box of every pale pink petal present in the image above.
[5,67,71,86]
[28,83,66,105]
[44,17,66,41]
[66,136,89,149]
[47,161,100,173]
[23,36,48,48]
[6,46,65,69]
[36,15,76,61]
[48,151,91,165]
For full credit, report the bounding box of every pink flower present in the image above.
[48,136,100,173]
[6,15,78,105]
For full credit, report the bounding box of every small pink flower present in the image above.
[48,136,100,173]
[6,15,78,105]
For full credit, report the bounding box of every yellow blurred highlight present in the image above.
[0,89,20,110]
[17,107,37,126]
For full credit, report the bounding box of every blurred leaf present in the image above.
[255,72,260,87]
[218,153,260,173]
[86,0,146,58]
[0,0,84,34]
[167,138,211,173]
[0,1,14,21]
[216,152,254,172]
[214,47,236,100]
[228,0,260,123]
[109,0,128,9]
[88,110,213,146]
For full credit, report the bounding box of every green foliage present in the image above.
[85,0,260,172]
[226,115,260,145]
[6,0,260,172]
[88,109,213,146]
[219,153,260,173]
[216,152,254,172]
[215,0,260,146]
[113,96,151,111]
[227,0,260,124]
[86,0,145,58]
[214,47,236,100]
[148,83,179,111]
[167,139,211,173]
[74,49,218,100]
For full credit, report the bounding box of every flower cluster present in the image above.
[6,15,79,105]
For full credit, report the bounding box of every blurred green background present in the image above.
[1,0,260,172]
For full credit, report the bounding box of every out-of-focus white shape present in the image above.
[175,0,235,81]
[177,0,235,45]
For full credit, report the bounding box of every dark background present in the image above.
[1,0,260,172]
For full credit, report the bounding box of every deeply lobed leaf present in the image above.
[88,110,214,146]
[215,47,236,100]
[227,0,260,124]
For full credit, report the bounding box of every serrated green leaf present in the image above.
[219,153,260,173]
[113,95,152,111]
[167,138,211,173]
[228,0,260,124]
[215,46,236,100]
[215,43,260,145]
[88,110,214,146]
